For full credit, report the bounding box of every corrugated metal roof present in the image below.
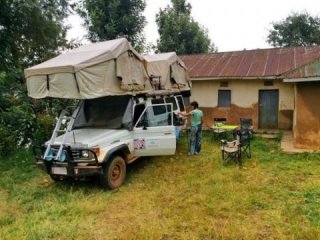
[180,46,320,79]
[285,59,320,79]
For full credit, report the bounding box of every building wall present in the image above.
[190,79,294,129]
[294,82,320,149]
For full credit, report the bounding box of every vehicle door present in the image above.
[166,95,187,126]
[133,103,176,156]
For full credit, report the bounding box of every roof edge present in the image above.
[179,45,320,58]
[283,77,320,83]
[190,76,283,81]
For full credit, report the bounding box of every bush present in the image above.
[0,124,16,157]
[33,113,55,147]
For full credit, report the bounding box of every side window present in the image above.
[133,104,145,126]
[151,98,166,115]
[136,104,173,128]
[218,90,231,107]
[164,97,178,111]
[176,96,185,111]
[183,96,190,106]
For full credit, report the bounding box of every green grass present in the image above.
[1,133,320,239]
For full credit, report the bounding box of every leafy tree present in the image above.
[77,0,146,50]
[156,0,215,54]
[0,0,70,153]
[0,0,69,73]
[267,12,320,47]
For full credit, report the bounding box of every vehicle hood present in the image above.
[52,128,131,148]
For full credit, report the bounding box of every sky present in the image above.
[67,0,320,52]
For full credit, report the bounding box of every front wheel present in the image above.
[100,156,126,189]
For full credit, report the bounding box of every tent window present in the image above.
[46,75,50,90]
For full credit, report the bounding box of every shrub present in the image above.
[0,124,16,156]
[33,113,55,147]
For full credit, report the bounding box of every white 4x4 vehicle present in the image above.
[37,94,186,189]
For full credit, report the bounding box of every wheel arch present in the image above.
[102,144,130,164]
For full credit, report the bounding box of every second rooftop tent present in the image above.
[144,52,191,92]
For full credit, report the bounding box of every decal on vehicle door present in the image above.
[134,138,145,150]
[146,139,159,148]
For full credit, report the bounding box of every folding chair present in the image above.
[221,139,241,165]
[221,129,251,166]
[212,117,227,140]
[240,118,253,138]
[236,129,251,159]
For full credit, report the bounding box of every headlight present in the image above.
[81,150,89,158]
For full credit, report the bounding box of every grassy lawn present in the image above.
[1,133,320,239]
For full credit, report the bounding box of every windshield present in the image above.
[73,95,133,129]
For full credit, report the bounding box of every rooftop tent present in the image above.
[144,52,191,91]
[24,38,151,99]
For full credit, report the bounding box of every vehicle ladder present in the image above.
[43,107,79,161]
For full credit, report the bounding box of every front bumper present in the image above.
[36,146,103,178]
[37,160,103,178]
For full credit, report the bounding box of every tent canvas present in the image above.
[144,52,191,91]
[25,38,151,99]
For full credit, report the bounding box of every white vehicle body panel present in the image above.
[133,125,176,156]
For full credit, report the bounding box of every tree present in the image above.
[0,0,70,153]
[267,12,320,47]
[155,0,215,54]
[0,0,70,74]
[77,0,146,50]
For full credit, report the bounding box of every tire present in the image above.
[100,155,126,189]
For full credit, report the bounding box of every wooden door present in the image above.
[259,90,279,129]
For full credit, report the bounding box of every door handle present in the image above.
[164,132,172,135]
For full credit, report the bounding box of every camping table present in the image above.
[210,124,239,140]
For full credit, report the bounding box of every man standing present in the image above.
[180,101,203,155]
